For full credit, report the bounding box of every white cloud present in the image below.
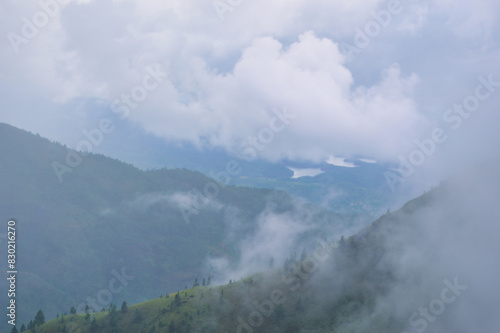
[0,0,498,174]
[326,156,357,168]
[206,207,315,283]
[288,167,325,178]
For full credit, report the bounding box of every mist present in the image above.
[203,199,371,286]
[304,157,500,332]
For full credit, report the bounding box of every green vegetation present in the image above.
[0,123,362,330]
[20,241,405,333]
[22,170,485,333]
[4,121,494,332]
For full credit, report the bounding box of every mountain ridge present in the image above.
[0,122,367,331]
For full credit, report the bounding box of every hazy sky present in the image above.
[1,0,499,182]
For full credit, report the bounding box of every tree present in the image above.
[10,326,18,333]
[168,320,175,333]
[85,312,90,321]
[300,248,307,261]
[134,309,144,323]
[290,251,297,263]
[269,257,274,268]
[108,303,118,327]
[340,236,346,249]
[193,278,199,287]
[202,278,206,286]
[207,276,211,286]
[275,304,285,319]
[34,309,45,326]
[108,303,117,313]
[294,298,303,311]
[20,324,26,332]
[121,301,128,313]
[90,317,98,331]
[70,306,76,315]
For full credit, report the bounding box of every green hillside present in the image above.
[0,123,364,330]
[95,126,396,216]
[20,156,500,333]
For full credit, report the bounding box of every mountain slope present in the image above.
[91,122,399,215]
[25,156,500,333]
[0,123,365,330]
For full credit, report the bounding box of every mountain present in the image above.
[90,122,401,215]
[21,156,500,333]
[0,123,367,331]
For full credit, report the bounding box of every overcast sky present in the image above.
[1,0,499,183]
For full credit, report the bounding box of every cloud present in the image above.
[126,191,223,213]
[0,0,498,178]
[103,31,427,163]
[205,207,315,284]
[205,198,371,285]
[303,159,500,332]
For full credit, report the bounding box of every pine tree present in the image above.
[207,276,211,286]
[202,278,206,286]
[10,326,18,333]
[168,320,175,333]
[20,324,26,332]
[269,257,274,268]
[90,317,98,331]
[300,248,307,261]
[108,303,118,326]
[340,235,346,249]
[290,251,297,263]
[294,298,303,311]
[193,277,199,287]
[34,309,45,326]
[108,303,117,313]
[275,304,285,319]
[134,309,144,323]
[174,292,181,306]
[121,301,128,313]
[69,306,76,315]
